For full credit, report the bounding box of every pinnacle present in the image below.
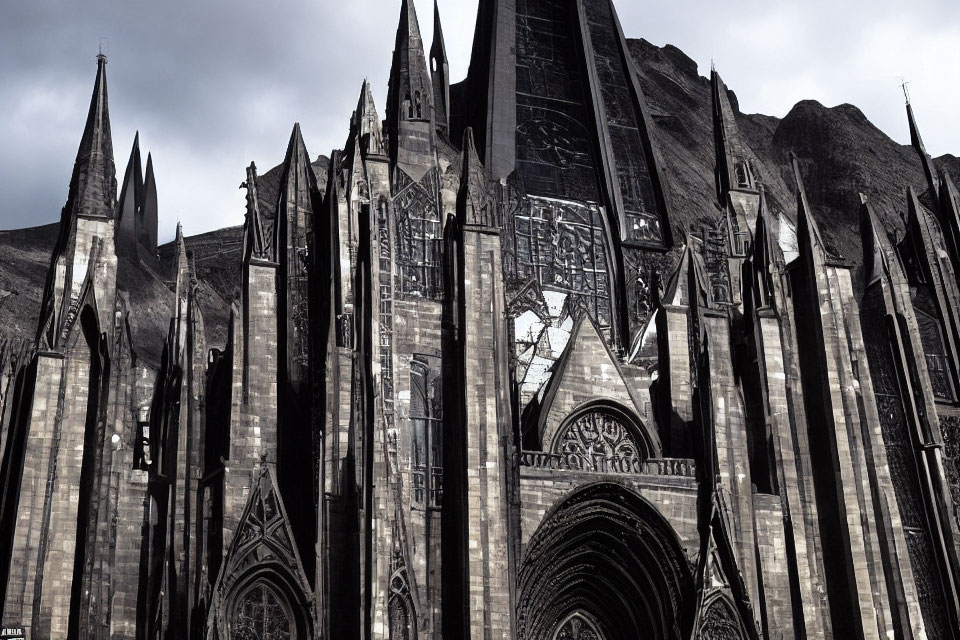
[142,153,159,255]
[791,154,824,251]
[431,0,447,63]
[69,52,117,219]
[460,127,481,171]
[284,123,310,166]
[118,133,143,225]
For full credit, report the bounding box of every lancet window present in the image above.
[411,355,442,506]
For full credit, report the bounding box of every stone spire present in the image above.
[860,198,897,289]
[906,98,940,200]
[242,162,271,263]
[117,132,143,253]
[386,0,434,175]
[174,221,190,312]
[70,53,117,220]
[141,152,159,257]
[938,168,960,277]
[792,155,833,261]
[711,68,756,204]
[277,122,319,397]
[36,54,119,347]
[457,127,494,228]
[430,0,450,136]
[351,80,385,158]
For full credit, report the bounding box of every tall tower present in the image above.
[386,0,434,178]
[0,53,118,639]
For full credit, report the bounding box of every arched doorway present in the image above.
[518,483,694,640]
[230,579,295,640]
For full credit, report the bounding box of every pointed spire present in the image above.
[906,99,940,199]
[117,132,143,252]
[352,80,385,157]
[242,162,271,262]
[386,0,434,173]
[457,127,494,228]
[938,170,960,275]
[661,244,694,307]
[140,152,159,259]
[712,67,755,203]
[174,222,188,287]
[430,0,450,135]
[859,198,894,287]
[749,186,783,305]
[276,122,318,261]
[277,123,320,392]
[71,53,117,219]
[278,123,317,219]
[174,222,191,335]
[792,154,830,259]
[906,184,927,229]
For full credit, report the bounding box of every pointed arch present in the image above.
[553,611,605,640]
[208,467,314,640]
[697,591,750,640]
[518,482,694,640]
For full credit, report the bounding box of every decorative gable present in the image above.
[535,312,659,456]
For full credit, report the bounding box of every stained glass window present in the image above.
[231,582,292,640]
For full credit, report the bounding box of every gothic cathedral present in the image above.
[3,0,960,639]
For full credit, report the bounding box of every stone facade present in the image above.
[2,2,960,639]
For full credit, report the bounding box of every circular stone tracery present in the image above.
[550,403,654,472]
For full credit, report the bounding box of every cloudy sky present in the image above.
[1,0,957,241]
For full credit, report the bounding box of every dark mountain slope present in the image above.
[0,41,955,356]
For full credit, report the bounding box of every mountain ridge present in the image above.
[0,38,956,354]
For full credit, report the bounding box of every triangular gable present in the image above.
[208,465,313,631]
[535,312,660,455]
[691,498,761,640]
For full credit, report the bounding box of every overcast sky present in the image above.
[1,0,957,241]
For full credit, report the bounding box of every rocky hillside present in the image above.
[628,39,960,266]
[0,40,957,355]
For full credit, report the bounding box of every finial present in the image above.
[901,78,911,104]
[97,37,109,63]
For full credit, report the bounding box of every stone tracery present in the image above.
[551,405,649,472]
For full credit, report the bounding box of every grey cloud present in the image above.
[0,0,956,242]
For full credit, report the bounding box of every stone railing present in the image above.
[519,451,696,478]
